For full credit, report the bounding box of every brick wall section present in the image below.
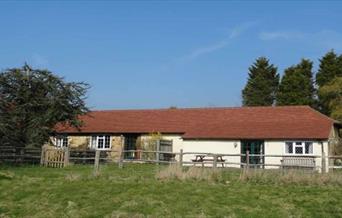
[69,136,89,149]
[50,135,124,161]
[109,135,123,160]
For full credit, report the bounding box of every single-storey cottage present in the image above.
[53,106,341,171]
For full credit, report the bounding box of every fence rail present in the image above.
[2,146,342,173]
[0,146,42,164]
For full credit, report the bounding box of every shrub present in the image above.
[139,132,163,160]
[155,165,223,182]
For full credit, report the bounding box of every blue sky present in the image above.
[1,1,342,110]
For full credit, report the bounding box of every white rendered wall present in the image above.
[263,141,284,169]
[264,140,328,172]
[141,134,330,172]
[162,135,183,154]
[181,140,241,167]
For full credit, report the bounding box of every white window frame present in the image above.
[89,135,111,150]
[284,141,313,155]
[55,135,68,148]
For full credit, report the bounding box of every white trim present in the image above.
[284,141,313,155]
[55,135,68,148]
[89,135,112,150]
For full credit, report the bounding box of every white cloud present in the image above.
[180,21,258,61]
[259,31,304,40]
[259,30,342,50]
[182,40,230,60]
[228,21,259,39]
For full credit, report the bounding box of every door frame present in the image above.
[240,140,265,168]
[123,134,140,159]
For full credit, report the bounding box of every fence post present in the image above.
[64,147,70,167]
[179,149,183,167]
[156,140,160,165]
[20,148,25,164]
[322,151,326,174]
[94,150,100,175]
[40,146,45,166]
[213,154,217,169]
[15,147,20,164]
[246,150,250,169]
[118,152,124,168]
[45,148,49,166]
[118,136,124,168]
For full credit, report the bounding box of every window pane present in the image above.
[91,136,97,148]
[295,146,303,154]
[56,136,67,147]
[305,142,313,154]
[56,138,61,147]
[104,136,110,148]
[63,137,68,147]
[98,138,104,148]
[296,142,302,145]
[285,142,293,153]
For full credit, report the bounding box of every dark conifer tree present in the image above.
[316,50,342,114]
[242,57,279,106]
[316,50,342,87]
[276,59,316,106]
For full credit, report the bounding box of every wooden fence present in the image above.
[2,146,342,174]
[0,146,41,164]
[102,149,342,174]
[0,146,102,167]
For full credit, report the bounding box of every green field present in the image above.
[1,164,342,218]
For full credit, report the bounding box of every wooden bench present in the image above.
[281,157,316,170]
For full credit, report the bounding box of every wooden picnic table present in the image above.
[192,154,226,167]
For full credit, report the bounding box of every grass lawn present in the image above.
[1,164,342,218]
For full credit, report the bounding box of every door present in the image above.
[241,140,264,168]
[123,134,139,159]
[159,139,173,161]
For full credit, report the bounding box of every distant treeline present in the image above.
[242,50,342,121]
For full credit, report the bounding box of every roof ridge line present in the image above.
[89,105,310,112]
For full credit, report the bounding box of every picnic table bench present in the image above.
[192,154,226,167]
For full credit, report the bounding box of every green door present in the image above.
[241,140,264,168]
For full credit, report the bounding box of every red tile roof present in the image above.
[55,106,338,140]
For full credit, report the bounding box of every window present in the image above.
[285,142,293,153]
[90,135,111,150]
[305,142,313,154]
[285,141,313,155]
[124,135,138,159]
[98,136,104,149]
[56,135,68,147]
[104,136,110,149]
[295,142,303,154]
